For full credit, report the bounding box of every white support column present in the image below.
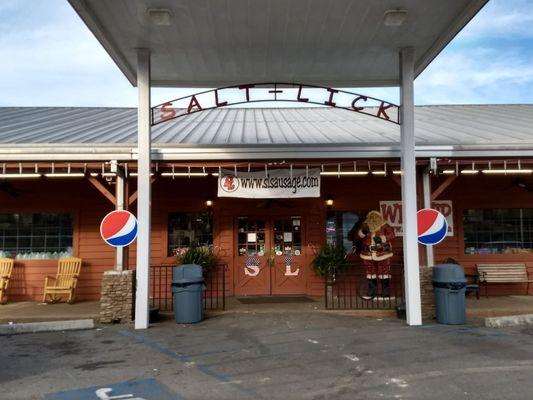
[113,160,125,272]
[135,49,151,329]
[400,47,422,326]
[422,168,434,267]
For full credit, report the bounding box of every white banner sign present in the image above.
[379,200,454,236]
[218,168,320,198]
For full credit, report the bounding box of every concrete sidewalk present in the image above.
[0,301,100,323]
[1,296,532,324]
[2,312,533,399]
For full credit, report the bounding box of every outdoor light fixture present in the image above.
[482,169,533,174]
[371,171,387,176]
[0,173,41,179]
[441,170,455,175]
[128,172,154,177]
[392,170,403,175]
[206,199,213,208]
[460,169,479,175]
[89,172,116,177]
[44,173,85,178]
[383,9,408,27]
[147,8,172,26]
[325,198,334,208]
[160,172,209,177]
[320,171,368,176]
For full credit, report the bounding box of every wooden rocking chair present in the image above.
[43,257,82,304]
[0,258,14,304]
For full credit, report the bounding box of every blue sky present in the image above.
[0,0,532,107]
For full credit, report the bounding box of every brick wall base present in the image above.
[420,265,435,323]
[100,270,135,323]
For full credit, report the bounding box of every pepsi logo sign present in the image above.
[417,208,448,245]
[100,210,138,247]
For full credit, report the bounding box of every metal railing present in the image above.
[325,263,404,310]
[150,263,227,311]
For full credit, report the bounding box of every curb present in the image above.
[485,314,533,328]
[0,319,95,335]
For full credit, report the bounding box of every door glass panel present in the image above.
[238,217,266,256]
[273,217,302,255]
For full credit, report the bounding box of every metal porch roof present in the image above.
[0,105,532,147]
[68,0,488,87]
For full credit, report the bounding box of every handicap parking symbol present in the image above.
[45,378,180,400]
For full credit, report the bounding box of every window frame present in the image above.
[0,207,79,263]
[166,211,214,258]
[460,205,533,260]
[325,209,362,254]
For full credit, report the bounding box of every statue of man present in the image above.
[356,210,395,297]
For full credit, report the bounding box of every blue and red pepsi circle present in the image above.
[100,210,138,247]
[417,208,448,245]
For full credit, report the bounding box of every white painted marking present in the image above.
[390,378,408,388]
[307,339,319,344]
[95,388,147,400]
[344,354,360,362]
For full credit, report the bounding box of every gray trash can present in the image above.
[432,263,467,324]
[172,264,205,323]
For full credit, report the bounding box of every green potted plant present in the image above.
[311,243,347,281]
[178,246,219,273]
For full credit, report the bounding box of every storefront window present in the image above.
[168,212,213,256]
[464,209,533,255]
[0,213,73,260]
[326,211,360,252]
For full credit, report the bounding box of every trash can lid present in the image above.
[173,264,203,283]
[432,263,466,283]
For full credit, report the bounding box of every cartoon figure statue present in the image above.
[357,210,395,298]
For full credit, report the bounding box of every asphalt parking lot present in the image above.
[2,312,533,399]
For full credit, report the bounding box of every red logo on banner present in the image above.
[220,175,238,192]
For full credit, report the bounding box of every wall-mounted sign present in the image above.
[417,209,448,245]
[379,200,454,237]
[218,168,320,199]
[152,83,399,125]
[100,210,138,247]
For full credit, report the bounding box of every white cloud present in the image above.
[460,0,533,39]
[415,47,533,104]
[0,0,531,107]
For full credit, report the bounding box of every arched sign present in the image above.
[151,82,399,126]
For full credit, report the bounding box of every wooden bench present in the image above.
[476,264,532,297]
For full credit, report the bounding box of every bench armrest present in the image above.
[465,273,479,284]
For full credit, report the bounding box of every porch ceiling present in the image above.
[68,0,488,87]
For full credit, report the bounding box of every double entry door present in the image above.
[235,216,306,296]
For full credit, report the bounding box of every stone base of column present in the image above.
[100,270,135,323]
[419,265,435,323]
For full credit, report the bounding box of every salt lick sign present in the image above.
[151,83,400,125]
